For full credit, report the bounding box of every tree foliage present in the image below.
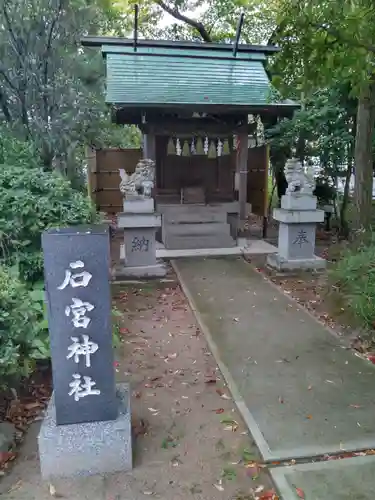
[0,0,145,180]
[271,0,375,229]
[0,128,97,283]
[268,83,357,233]
[126,0,278,43]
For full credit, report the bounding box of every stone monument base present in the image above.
[38,383,132,479]
[115,263,167,279]
[267,253,326,273]
[118,244,167,279]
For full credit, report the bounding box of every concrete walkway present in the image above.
[174,257,375,497]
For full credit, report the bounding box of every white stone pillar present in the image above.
[116,159,166,279]
[267,159,326,272]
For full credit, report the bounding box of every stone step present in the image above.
[164,234,236,250]
[162,222,231,237]
[159,204,228,219]
[162,209,227,224]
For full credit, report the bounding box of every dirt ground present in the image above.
[109,282,274,500]
[245,215,357,340]
[0,280,275,500]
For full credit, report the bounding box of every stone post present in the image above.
[38,226,132,479]
[116,159,166,279]
[267,158,326,272]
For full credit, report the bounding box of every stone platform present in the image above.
[271,455,375,500]
[38,383,132,479]
[267,253,326,272]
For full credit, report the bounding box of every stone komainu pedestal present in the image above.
[38,226,132,479]
[117,198,166,278]
[267,194,326,272]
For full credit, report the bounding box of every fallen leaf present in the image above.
[246,465,260,479]
[220,393,231,400]
[24,402,43,410]
[132,418,148,437]
[296,487,305,498]
[221,417,239,425]
[49,484,57,497]
[171,455,182,467]
[222,417,239,431]
[7,480,22,492]
[205,372,217,384]
[306,414,312,419]
[0,451,16,466]
[254,485,265,493]
[214,408,225,414]
[259,489,279,500]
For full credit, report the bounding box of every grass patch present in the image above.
[221,467,237,480]
[328,232,375,336]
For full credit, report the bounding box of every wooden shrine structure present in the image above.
[82,35,297,248]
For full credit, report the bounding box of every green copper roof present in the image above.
[102,44,279,109]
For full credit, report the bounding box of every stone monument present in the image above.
[267,158,326,272]
[117,159,166,278]
[38,225,132,479]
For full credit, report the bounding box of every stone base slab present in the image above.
[38,383,132,479]
[123,198,154,213]
[115,263,167,279]
[281,194,317,211]
[117,212,161,229]
[273,208,324,224]
[267,253,326,272]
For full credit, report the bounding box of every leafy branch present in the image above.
[154,0,212,41]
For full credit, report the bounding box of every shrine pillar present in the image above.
[237,132,248,223]
[143,134,156,161]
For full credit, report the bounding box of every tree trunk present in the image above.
[339,157,352,238]
[275,161,288,203]
[353,82,375,230]
[339,118,356,238]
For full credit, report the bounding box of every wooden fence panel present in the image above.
[86,145,268,217]
[87,148,142,214]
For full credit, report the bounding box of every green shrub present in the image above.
[329,233,375,329]
[0,266,49,387]
[0,130,98,283]
[0,266,122,386]
[0,163,97,283]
